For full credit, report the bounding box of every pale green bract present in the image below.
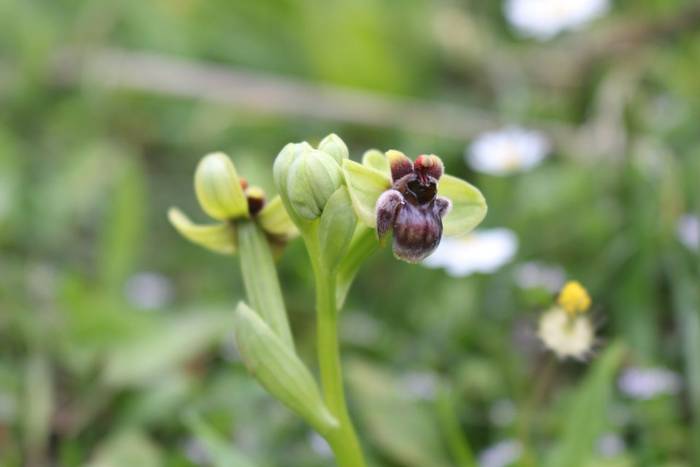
[233,302,339,435]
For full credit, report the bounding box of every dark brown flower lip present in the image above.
[376,151,451,263]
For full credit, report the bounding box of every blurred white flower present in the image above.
[504,0,609,40]
[124,272,174,310]
[467,127,549,176]
[478,439,523,467]
[618,367,682,400]
[538,306,594,360]
[677,214,699,251]
[308,432,333,458]
[514,261,566,292]
[402,372,438,400]
[597,432,626,458]
[423,228,518,277]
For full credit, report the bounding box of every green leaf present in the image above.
[545,342,626,467]
[233,302,338,435]
[256,195,298,239]
[319,187,357,273]
[194,152,249,221]
[168,208,236,254]
[438,175,488,237]
[342,159,391,228]
[362,149,389,175]
[347,360,452,467]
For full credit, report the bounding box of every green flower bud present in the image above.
[318,133,349,164]
[273,141,313,199]
[286,149,342,220]
[194,152,249,220]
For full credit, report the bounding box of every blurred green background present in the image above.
[1,0,700,466]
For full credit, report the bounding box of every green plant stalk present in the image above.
[237,220,294,348]
[305,229,366,467]
[436,387,476,467]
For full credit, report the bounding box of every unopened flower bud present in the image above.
[194,152,249,220]
[286,149,343,220]
[318,133,349,164]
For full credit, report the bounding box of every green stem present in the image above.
[306,232,366,467]
[436,387,476,467]
[237,220,294,348]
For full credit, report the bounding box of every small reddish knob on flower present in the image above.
[376,151,452,263]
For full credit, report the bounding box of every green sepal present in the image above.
[319,186,357,273]
[257,195,298,240]
[194,153,249,221]
[437,175,488,237]
[362,149,389,175]
[233,302,339,435]
[342,159,391,228]
[167,208,235,255]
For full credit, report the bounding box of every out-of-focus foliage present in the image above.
[1,0,700,466]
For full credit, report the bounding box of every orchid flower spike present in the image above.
[168,152,297,254]
[342,149,487,263]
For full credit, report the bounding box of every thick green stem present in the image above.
[306,233,366,467]
[237,220,294,348]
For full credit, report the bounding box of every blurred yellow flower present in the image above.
[557,280,591,316]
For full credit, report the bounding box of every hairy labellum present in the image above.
[376,152,451,262]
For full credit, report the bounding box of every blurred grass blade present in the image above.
[435,387,476,467]
[545,342,626,467]
[233,302,337,435]
[347,360,452,467]
[102,311,231,387]
[22,353,53,465]
[99,157,146,297]
[184,412,259,467]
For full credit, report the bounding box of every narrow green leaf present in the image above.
[233,302,338,435]
[545,342,626,467]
